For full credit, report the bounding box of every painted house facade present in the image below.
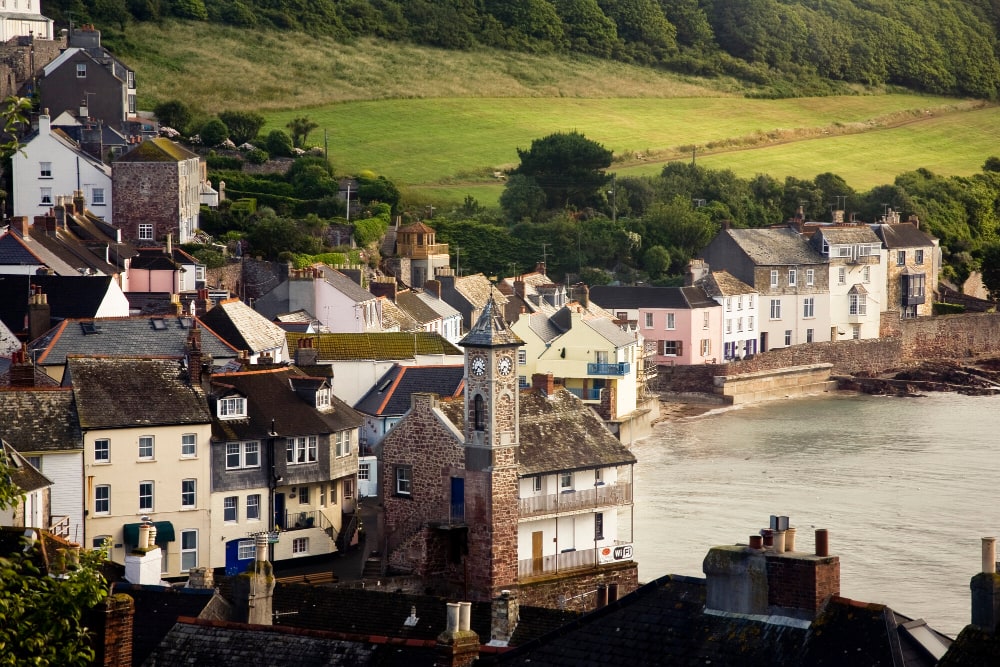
[871,215,940,319]
[808,226,887,341]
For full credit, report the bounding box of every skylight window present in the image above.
[151,318,167,330]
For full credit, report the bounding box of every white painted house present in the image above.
[0,1,54,40]
[12,114,112,223]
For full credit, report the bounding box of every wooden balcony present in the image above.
[395,242,449,259]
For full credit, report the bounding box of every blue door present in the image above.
[225,538,254,576]
[450,477,465,522]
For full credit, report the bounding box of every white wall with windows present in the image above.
[12,115,113,222]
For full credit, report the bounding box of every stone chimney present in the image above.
[971,536,1000,632]
[10,346,35,387]
[28,285,51,341]
[704,520,839,620]
[686,259,710,287]
[531,373,554,397]
[194,288,213,315]
[534,261,546,275]
[295,336,318,366]
[186,567,214,590]
[124,522,163,586]
[574,282,590,309]
[513,279,526,300]
[491,590,519,646]
[233,533,275,625]
[423,278,442,299]
[436,601,479,667]
[368,277,397,301]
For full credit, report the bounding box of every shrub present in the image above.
[245,148,269,164]
[200,118,229,147]
[153,100,191,134]
[219,111,266,145]
[264,129,294,157]
[206,155,243,170]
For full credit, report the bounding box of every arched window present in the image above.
[474,394,485,431]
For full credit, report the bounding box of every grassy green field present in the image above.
[121,21,1000,208]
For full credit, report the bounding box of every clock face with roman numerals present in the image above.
[471,355,486,376]
[498,355,513,376]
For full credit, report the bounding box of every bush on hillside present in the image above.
[200,118,230,146]
[264,129,294,157]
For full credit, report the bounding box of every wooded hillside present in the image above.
[50,0,1000,98]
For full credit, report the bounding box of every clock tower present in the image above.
[458,293,523,599]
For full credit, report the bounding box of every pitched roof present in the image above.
[354,364,464,417]
[724,228,825,266]
[812,226,881,245]
[416,292,461,320]
[1,439,52,493]
[521,311,562,344]
[284,332,461,361]
[0,229,44,264]
[316,265,377,304]
[199,299,287,355]
[581,315,639,348]
[455,274,507,310]
[0,275,119,333]
[395,290,440,326]
[439,387,636,476]
[68,357,212,429]
[115,137,198,163]
[590,285,692,310]
[0,387,82,452]
[378,297,418,332]
[30,316,239,366]
[210,367,361,441]
[698,271,756,298]
[870,222,938,249]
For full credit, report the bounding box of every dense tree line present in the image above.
[52,0,1000,98]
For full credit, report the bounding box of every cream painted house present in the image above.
[68,357,213,577]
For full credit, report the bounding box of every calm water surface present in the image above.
[632,391,1000,638]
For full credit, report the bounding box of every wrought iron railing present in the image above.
[518,482,633,518]
[587,362,630,376]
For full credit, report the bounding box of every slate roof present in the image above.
[496,576,943,666]
[284,332,461,361]
[115,137,198,163]
[699,271,756,298]
[113,582,230,667]
[0,275,120,335]
[521,311,562,344]
[416,292,460,321]
[871,222,938,249]
[199,299,287,355]
[395,290,439,327]
[439,387,635,476]
[30,316,239,367]
[22,227,120,276]
[812,226,881,245]
[582,315,641,348]
[1,439,52,493]
[725,228,825,266]
[455,274,507,310]
[590,285,691,310]
[210,367,361,442]
[377,297,417,332]
[0,229,43,264]
[0,387,81,452]
[316,265,377,304]
[146,618,436,667]
[460,296,523,348]
[354,364,464,417]
[68,357,212,429]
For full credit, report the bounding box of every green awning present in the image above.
[123,521,175,545]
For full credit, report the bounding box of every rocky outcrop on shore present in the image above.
[836,359,1000,397]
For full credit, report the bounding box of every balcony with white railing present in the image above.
[518,482,632,519]
[587,362,630,376]
[517,541,633,578]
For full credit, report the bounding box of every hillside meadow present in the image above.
[120,21,1000,207]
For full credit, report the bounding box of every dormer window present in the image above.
[218,397,247,419]
[316,387,331,409]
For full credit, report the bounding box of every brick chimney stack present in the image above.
[295,336,318,366]
[368,277,398,302]
[10,216,30,237]
[28,285,51,342]
[10,345,35,387]
[436,601,479,667]
[423,279,442,299]
[531,372,554,397]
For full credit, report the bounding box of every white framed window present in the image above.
[246,494,260,521]
[736,317,743,332]
[726,298,732,311]
[139,481,153,511]
[395,465,412,496]
[803,297,815,318]
[519,375,529,388]
[181,479,196,508]
[770,270,779,287]
[128,94,136,114]
[344,479,354,499]
[299,486,310,504]
[40,187,52,205]
[518,349,527,364]
[850,293,867,316]
[95,485,110,515]
[180,530,198,571]
[286,436,318,464]
[320,484,326,507]
[726,319,732,334]
[807,328,814,343]
[533,476,542,492]
[560,472,573,490]
[666,313,675,330]
[292,537,308,555]
[915,249,924,265]
[769,299,781,319]
[315,387,331,408]
[748,295,755,309]
[897,250,906,266]
[703,312,710,329]
[335,431,351,457]
[39,162,51,178]
[700,339,711,356]
[737,296,743,310]
[138,435,154,460]
[748,316,755,330]
[92,188,105,205]
[595,468,604,485]
[218,397,247,419]
[788,269,797,286]
[660,340,680,356]
[224,496,238,522]
[862,266,870,283]
[644,313,653,328]
[76,63,87,78]
[806,269,814,286]
[127,70,135,89]
[785,330,792,346]
[138,224,153,241]
[853,325,861,339]
[237,539,254,560]
[181,433,196,457]
[226,441,260,469]
[358,462,370,480]
[95,438,110,463]
[838,268,846,285]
